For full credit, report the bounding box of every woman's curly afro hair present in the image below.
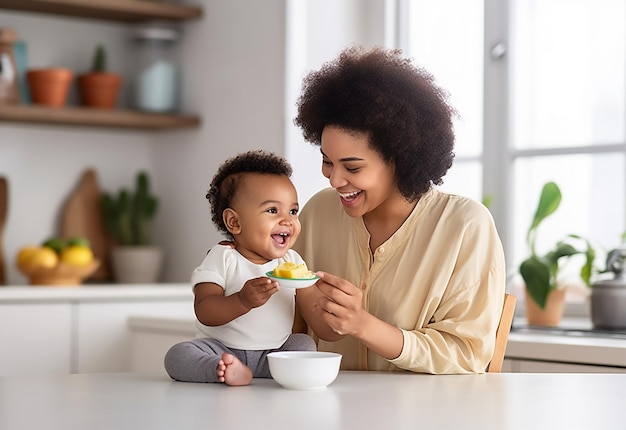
[294,45,456,202]
[206,150,293,238]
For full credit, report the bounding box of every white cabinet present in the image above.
[128,315,196,373]
[0,285,193,376]
[77,301,191,373]
[0,303,72,376]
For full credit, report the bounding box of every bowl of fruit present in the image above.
[16,236,100,286]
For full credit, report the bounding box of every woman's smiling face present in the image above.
[320,125,400,218]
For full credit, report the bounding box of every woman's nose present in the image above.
[328,169,347,188]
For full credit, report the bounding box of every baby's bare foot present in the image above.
[217,353,253,386]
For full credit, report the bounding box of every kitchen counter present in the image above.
[1,371,625,430]
[0,283,193,303]
[505,317,626,371]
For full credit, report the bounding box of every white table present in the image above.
[1,371,624,430]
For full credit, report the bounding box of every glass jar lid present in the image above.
[134,27,179,42]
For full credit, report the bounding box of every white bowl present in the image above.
[267,351,342,390]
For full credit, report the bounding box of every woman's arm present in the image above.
[297,272,404,360]
[295,284,344,342]
[194,277,279,326]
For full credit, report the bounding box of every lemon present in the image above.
[61,245,94,267]
[29,247,59,269]
[16,246,41,269]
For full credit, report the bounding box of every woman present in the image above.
[292,45,506,374]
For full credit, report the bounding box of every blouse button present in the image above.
[379,247,385,253]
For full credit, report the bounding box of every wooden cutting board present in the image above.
[61,169,111,281]
[0,176,7,285]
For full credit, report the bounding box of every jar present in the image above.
[133,26,179,113]
[0,27,20,104]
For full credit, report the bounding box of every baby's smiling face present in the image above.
[223,173,300,265]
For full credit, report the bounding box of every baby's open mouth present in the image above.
[272,232,290,245]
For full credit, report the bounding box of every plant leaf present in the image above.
[529,182,561,232]
[520,256,551,309]
[551,242,580,261]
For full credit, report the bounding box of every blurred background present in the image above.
[0,0,624,316]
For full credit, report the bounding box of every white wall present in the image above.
[0,0,386,285]
[0,11,155,285]
[286,0,387,204]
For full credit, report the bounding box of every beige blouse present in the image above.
[293,187,506,374]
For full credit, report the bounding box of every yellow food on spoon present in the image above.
[273,261,313,279]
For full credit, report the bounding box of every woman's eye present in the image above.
[346,167,361,173]
[322,159,332,166]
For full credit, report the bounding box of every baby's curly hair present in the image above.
[294,45,456,202]
[206,150,293,238]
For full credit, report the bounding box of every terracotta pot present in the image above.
[525,288,566,327]
[26,68,73,107]
[77,72,122,109]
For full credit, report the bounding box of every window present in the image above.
[400,0,626,306]
[401,0,485,201]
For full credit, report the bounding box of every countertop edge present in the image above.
[0,284,193,303]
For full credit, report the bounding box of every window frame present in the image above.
[395,0,626,316]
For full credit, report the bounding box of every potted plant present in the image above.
[102,171,162,283]
[519,181,595,326]
[77,44,122,109]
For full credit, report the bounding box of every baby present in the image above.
[164,150,316,386]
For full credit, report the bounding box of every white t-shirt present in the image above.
[190,244,305,350]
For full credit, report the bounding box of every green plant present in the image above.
[519,181,595,309]
[91,44,107,72]
[101,171,158,246]
[482,194,493,210]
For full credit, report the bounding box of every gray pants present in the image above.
[164,333,316,383]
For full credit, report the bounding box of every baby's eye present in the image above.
[267,208,278,214]
[290,208,299,215]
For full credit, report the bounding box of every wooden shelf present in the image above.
[0,104,201,130]
[0,0,203,23]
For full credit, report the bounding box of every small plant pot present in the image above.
[111,246,163,284]
[77,72,122,109]
[525,288,566,327]
[26,68,73,107]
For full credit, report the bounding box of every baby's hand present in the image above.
[238,277,279,309]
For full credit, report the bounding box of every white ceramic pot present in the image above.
[110,246,163,284]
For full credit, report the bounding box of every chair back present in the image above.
[487,293,517,373]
